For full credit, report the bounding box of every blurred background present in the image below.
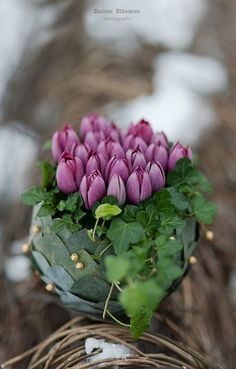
[0,0,236,367]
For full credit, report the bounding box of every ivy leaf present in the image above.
[166,187,189,210]
[136,207,157,237]
[156,258,183,290]
[130,308,152,339]
[64,192,82,212]
[155,235,183,259]
[51,218,81,232]
[159,214,186,235]
[21,187,53,206]
[167,158,194,187]
[122,205,139,222]
[95,203,122,220]
[105,255,130,282]
[107,219,145,254]
[37,202,55,217]
[191,195,216,224]
[120,280,164,315]
[153,189,175,214]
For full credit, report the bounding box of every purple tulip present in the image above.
[126,166,152,204]
[52,124,79,161]
[107,174,126,205]
[146,161,165,192]
[151,131,168,148]
[126,147,146,171]
[86,151,107,176]
[84,131,105,151]
[105,157,129,183]
[168,142,192,171]
[71,143,91,167]
[80,113,109,139]
[123,134,147,152]
[56,152,84,194]
[97,138,125,161]
[106,122,123,142]
[145,142,168,171]
[80,170,106,209]
[127,119,153,144]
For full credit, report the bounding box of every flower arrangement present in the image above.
[22,113,216,337]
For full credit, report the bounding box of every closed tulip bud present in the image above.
[97,138,125,161]
[84,131,105,151]
[146,161,165,192]
[56,152,84,194]
[80,170,106,209]
[80,113,109,138]
[127,119,153,144]
[107,174,126,205]
[126,166,152,204]
[145,142,168,171]
[71,143,91,167]
[52,124,79,161]
[123,134,147,152]
[126,146,146,171]
[106,122,122,142]
[151,131,168,148]
[168,142,193,171]
[86,151,107,176]
[105,157,129,183]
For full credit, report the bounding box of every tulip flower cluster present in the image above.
[53,114,192,209]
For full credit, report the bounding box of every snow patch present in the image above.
[85,338,132,362]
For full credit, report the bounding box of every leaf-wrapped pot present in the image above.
[30,204,198,318]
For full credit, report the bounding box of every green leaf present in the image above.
[101,195,119,206]
[95,203,122,220]
[136,206,158,237]
[153,189,175,214]
[32,251,50,274]
[105,255,130,282]
[36,162,54,188]
[37,202,55,217]
[191,195,216,224]
[159,214,186,235]
[130,308,152,339]
[155,236,183,260]
[42,140,52,150]
[45,265,74,290]
[156,258,183,290]
[122,205,139,222]
[64,192,82,212]
[193,171,213,192]
[65,229,96,254]
[107,219,145,254]
[21,187,50,206]
[166,187,189,210]
[120,280,164,315]
[167,158,193,187]
[51,218,81,232]
[71,275,112,303]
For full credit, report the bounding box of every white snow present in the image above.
[5,255,31,282]
[85,0,207,50]
[0,124,38,203]
[85,338,132,362]
[106,52,227,145]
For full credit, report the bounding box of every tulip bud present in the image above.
[107,174,126,205]
[97,138,125,161]
[105,157,129,183]
[123,134,147,152]
[86,151,107,176]
[146,161,165,192]
[145,142,168,171]
[52,124,79,161]
[106,122,122,142]
[80,170,106,209]
[126,166,152,204]
[127,119,153,144]
[151,131,168,148]
[71,143,91,167]
[56,152,84,194]
[126,147,146,171]
[84,131,105,151]
[80,113,109,138]
[168,142,193,171]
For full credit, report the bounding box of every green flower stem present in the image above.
[99,243,112,257]
[103,282,115,319]
[107,310,130,328]
[92,218,99,241]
